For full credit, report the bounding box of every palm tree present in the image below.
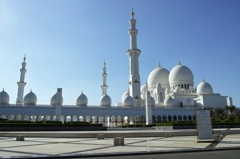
[225,105,236,117]
[213,108,226,119]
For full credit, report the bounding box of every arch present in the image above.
[157,115,161,122]
[86,115,91,122]
[105,115,110,127]
[72,115,78,121]
[140,115,145,123]
[98,115,103,124]
[24,114,29,121]
[16,114,22,121]
[0,114,7,119]
[66,115,71,122]
[188,115,192,121]
[123,116,128,125]
[129,115,134,124]
[45,115,51,121]
[178,115,182,121]
[79,115,84,121]
[38,115,44,121]
[183,115,187,121]
[135,115,139,123]
[168,115,172,121]
[8,114,14,120]
[31,115,36,122]
[173,115,177,121]
[60,115,65,122]
[163,115,166,122]
[92,115,98,124]
[117,115,122,126]
[152,115,156,123]
[52,115,56,121]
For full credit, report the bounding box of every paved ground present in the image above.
[0,129,239,158]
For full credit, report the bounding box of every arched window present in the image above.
[181,84,183,88]
[157,115,161,122]
[152,115,156,123]
[188,115,192,121]
[163,115,166,122]
[178,115,182,121]
[173,115,177,121]
[168,115,172,121]
[183,115,187,121]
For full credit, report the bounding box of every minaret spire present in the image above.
[101,61,108,95]
[126,9,141,107]
[16,55,27,105]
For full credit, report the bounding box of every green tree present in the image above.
[225,105,236,117]
[213,108,226,119]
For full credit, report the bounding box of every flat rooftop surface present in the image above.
[0,128,239,158]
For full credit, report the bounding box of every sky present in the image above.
[0,0,240,107]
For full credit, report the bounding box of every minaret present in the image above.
[101,61,108,95]
[126,8,141,107]
[16,55,27,105]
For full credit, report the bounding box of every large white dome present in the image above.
[76,92,88,106]
[183,97,194,107]
[50,93,63,105]
[100,94,112,107]
[197,79,213,95]
[169,61,193,86]
[24,90,37,105]
[147,63,169,89]
[122,90,129,103]
[0,89,10,104]
[122,91,134,107]
[164,97,175,107]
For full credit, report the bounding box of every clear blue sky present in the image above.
[0,0,239,107]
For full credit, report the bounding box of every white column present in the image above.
[101,61,108,95]
[126,9,141,107]
[55,88,62,121]
[145,91,152,125]
[16,56,27,105]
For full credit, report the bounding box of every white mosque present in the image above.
[0,10,233,126]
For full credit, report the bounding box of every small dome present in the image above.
[141,83,148,95]
[164,97,175,107]
[121,90,129,103]
[151,96,155,107]
[197,79,213,95]
[50,93,63,105]
[76,92,88,106]
[169,61,193,86]
[183,97,194,107]
[100,94,112,106]
[147,63,170,89]
[123,92,134,107]
[0,89,10,104]
[24,90,37,105]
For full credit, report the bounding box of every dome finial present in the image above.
[131,8,134,19]
[2,88,4,91]
[158,62,161,68]
[178,60,181,65]
[23,54,26,62]
[81,91,83,94]
[202,78,205,82]
[30,89,32,92]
